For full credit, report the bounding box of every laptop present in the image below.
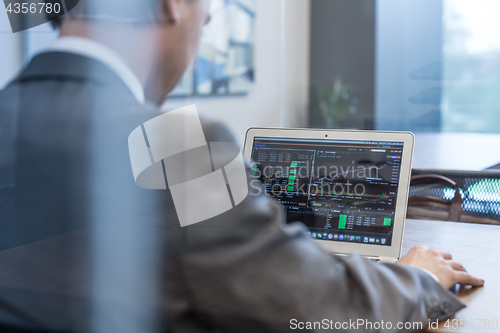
[243,128,414,263]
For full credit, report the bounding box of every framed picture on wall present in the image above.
[170,0,255,98]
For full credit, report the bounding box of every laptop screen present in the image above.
[250,137,405,247]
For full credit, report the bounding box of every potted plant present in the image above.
[313,77,357,129]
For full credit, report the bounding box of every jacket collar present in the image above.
[12,52,138,102]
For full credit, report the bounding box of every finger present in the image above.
[449,260,467,272]
[455,271,485,287]
[437,250,452,260]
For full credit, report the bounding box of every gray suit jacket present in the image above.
[0,52,464,332]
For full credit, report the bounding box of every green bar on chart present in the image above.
[338,215,347,229]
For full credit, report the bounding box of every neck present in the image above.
[59,20,163,104]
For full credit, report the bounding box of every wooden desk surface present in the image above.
[0,219,498,331]
[413,133,500,171]
[403,219,500,332]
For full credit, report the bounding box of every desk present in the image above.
[403,219,500,332]
[0,219,498,331]
[413,133,500,170]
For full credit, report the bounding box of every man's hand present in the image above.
[398,246,484,289]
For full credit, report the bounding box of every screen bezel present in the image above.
[243,127,414,259]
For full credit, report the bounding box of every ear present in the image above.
[162,0,181,23]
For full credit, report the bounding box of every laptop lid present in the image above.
[243,128,414,260]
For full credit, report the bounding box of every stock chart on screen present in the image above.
[251,137,404,246]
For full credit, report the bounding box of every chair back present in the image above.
[408,168,500,225]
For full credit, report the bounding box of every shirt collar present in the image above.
[47,37,145,104]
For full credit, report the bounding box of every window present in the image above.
[376,0,500,133]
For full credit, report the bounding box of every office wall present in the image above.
[283,0,311,130]
[163,0,311,145]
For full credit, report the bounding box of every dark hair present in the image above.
[48,0,162,29]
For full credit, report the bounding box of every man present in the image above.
[0,0,483,332]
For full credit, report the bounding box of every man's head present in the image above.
[54,0,211,104]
